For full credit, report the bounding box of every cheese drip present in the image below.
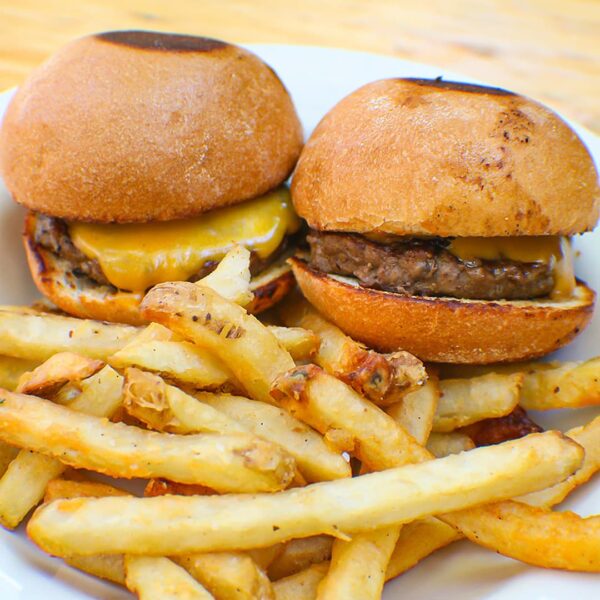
[69,187,301,292]
[448,236,575,299]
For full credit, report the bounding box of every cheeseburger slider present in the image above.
[291,78,599,363]
[0,31,303,324]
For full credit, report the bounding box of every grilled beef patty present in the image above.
[307,230,554,300]
[31,213,288,291]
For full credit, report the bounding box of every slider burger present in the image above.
[0,31,303,324]
[291,78,599,363]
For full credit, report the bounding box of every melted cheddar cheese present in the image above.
[448,236,575,299]
[69,187,301,292]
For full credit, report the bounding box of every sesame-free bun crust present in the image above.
[292,79,599,237]
[291,257,595,364]
[24,214,295,325]
[0,31,303,223]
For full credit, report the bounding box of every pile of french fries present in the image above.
[0,245,598,600]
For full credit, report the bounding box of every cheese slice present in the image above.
[69,187,301,293]
[448,236,575,299]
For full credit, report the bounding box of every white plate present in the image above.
[0,44,598,600]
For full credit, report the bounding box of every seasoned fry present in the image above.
[442,502,600,572]
[271,364,427,470]
[317,526,400,599]
[141,282,295,404]
[426,432,475,458]
[0,389,295,492]
[176,553,273,600]
[268,536,333,581]
[279,294,425,403]
[0,355,40,391]
[519,357,600,410]
[0,441,18,477]
[16,352,104,397]
[123,369,246,435]
[386,375,439,445]
[385,517,461,580]
[27,432,582,556]
[125,555,215,599]
[267,326,320,362]
[110,340,235,390]
[432,373,523,432]
[0,366,123,528]
[197,392,350,482]
[0,308,137,361]
[273,562,329,600]
[197,244,254,307]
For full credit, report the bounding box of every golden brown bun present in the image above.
[292,79,599,237]
[291,257,595,364]
[24,214,295,325]
[0,31,303,223]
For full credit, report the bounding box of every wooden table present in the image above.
[0,0,599,133]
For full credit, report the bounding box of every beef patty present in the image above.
[32,213,289,291]
[307,230,554,300]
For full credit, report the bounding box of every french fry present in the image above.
[0,441,18,476]
[16,352,104,397]
[386,375,439,445]
[442,502,600,572]
[144,479,215,497]
[426,432,475,458]
[0,307,138,361]
[27,432,582,556]
[67,554,126,586]
[266,326,320,362]
[385,517,461,580]
[123,368,246,435]
[140,282,296,404]
[279,294,425,404]
[248,545,286,571]
[125,555,215,599]
[0,366,123,528]
[267,536,333,581]
[175,553,273,600]
[197,392,350,482]
[271,364,427,470]
[0,388,295,493]
[432,373,523,432]
[519,357,600,410]
[317,527,400,599]
[272,562,329,600]
[0,355,40,391]
[197,244,254,307]
[44,478,130,502]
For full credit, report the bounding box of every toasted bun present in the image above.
[0,31,303,223]
[291,258,595,363]
[292,79,599,237]
[24,215,295,325]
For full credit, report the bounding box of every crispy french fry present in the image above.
[426,432,475,458]
[141,282,295,404]
[16,352,104,397]
[125,555,215,599]
[0,308,138,361]
[123,369,246,435]
[442,502,600,572]
[0,389,294,492]
[432,373,523,432]
[385,517,461,580]
[273,562,329,600]
[268,536,333,581]
[0,355,40,391]
[176,553,273,600]
[519,358,600,410]
[317,526,400,599]
[0,441,18,476]
[279,294,425,404]
[386,375,439,445]
[267,326,320,362]
[27,432,582,556]
[197,245,254,307]
[0,366,123,528]
[271,365,427,470]
[197,392,350,482]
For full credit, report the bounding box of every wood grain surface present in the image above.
[0,0,598,132]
